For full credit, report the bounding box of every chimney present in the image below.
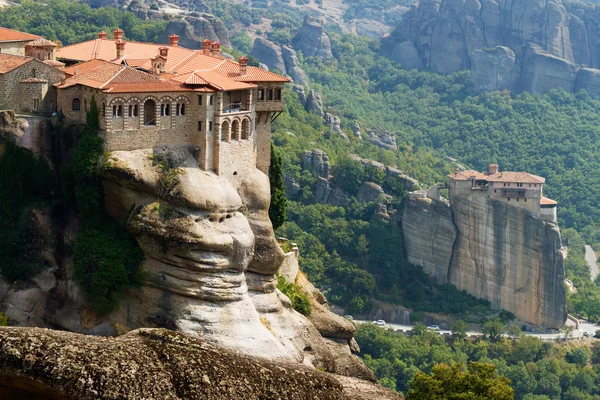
[238,56,248,76]
[202,39,212,55]
[113,28,124,41]
[169,34,180,47]
[488,164,499,175]
[115,40,125,59]
[159,46,169,57]
[98,31,108,40]
[211,41,221,56]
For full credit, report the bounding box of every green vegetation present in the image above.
[0,140,57,282]
[357,323,600,399]
[0,312,7,326]
[0,0,167,45]
[407,362,514,400]
[71,98,145,314]
[277,274,312,316]
[269,142,287,230]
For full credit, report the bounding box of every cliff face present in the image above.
[381,0,600,98]
[402,194,567,328]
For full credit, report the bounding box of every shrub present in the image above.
[277,274,311,316]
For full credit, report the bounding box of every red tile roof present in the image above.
[449,168,545,184]
[26,38,57,47]
[0,27,40,42]
[57,38,290,86]
[0,53,33,73]
[541,197,558,206]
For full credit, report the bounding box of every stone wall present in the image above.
[0,41,28,56]
[0,58,64,114]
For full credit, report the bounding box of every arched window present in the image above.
[241,119,249,140]
[160,104,165,116]
[118,105,122,117]
[176,104,180,116]
[180,103,185,115]
[221,120,229,141]
[72,98,80,111]
[113,105,117,117]
[128,105,133,117]
[144,99,156,126]
[165,103,170,116]
[133,104,138,117]
[31,69,36,78]
[102,102,106,117]
[231,120,240,141]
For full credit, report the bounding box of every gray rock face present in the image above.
[402,193,568,329]
[315,177,332,204]
[471,47,520,92]
[382,0,600,97]
[292,84,307,105]
[357,182,385,203]
[306,90,325,117]
[160,13,230,48]
[324,113,349,142]
[282,46,309,86]
[575,68,600,99]
[520,43,578,94]
[366,128,397,150]
[302,149,330,178]
[292,16,333,60]
[252,38,286,74]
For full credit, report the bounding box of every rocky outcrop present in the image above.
[282,46,309,86]
[0,327,401,400]
[302,148,330,178]
[471,47,520,92]
[382,0,600,98]
[350,154,418,190]
[160,13,230,49]
[575,68,600,100]
[324,113,348,142]
[292,16,333,60]
[366,127,397,151]
[305,90,325,117]
[252,38,286,74]
[357,182,386,203]
[402,193,567,328]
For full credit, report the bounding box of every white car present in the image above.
[427,325,440,331]
[374,320,386,327]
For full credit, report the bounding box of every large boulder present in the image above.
[470,46,521,92]
[0,327,401,399]
[302,149,330,178]
[252,38,286,74]
[575,68,600,100]
[292,16,333,60]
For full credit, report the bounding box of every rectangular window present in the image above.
[209,121,213,131]
[266,89,273,101]
[258,89,264,101]
[274,88,281,101]
[197,121,202,131]
[198,95,202,105]
[209,95,214,106]
[33,99,39,110]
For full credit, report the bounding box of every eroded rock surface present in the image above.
[402,193,567,328]
[382,0,600,97]
[160,13,230,49]
[0,327,401,400]
[292,16,333,60]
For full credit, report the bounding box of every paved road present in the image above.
[354,319,600,341]
[586,245,599,281]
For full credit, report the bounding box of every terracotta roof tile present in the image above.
[43,59,65,67]
[448,170,488,181]
[0,53,33,73]
[541,197,558,206]
[486,171,545,184]
[0,27,40,42]
[63,59,110,77]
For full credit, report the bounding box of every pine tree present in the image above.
[268,142,287,230]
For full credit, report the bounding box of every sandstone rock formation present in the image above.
[575,68,600,100]
[366,127,397,150]
[357,182,386,203]
[160,13,230,49]
[302,148,330,178]
[282,46,310,86]
[292,16,333,60]
[382,0,600,98]
[252,38,286,74]
[0,327,401,400]
[402,193,567,328]
[305,90,325,117]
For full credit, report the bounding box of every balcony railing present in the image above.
[222,103,248,114]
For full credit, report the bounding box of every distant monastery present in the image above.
[0,27,289,176]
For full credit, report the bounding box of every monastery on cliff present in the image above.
[0,27,289,175]
[448,164,558,223]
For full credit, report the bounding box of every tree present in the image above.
[406,362,513,400]
[482,318,505,342]
[451,320,467,341]
[269,142,287,230]
[566,347,589,367]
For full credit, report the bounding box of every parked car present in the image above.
[374,320,386,327]
[343,315,354,321]
[427,325,441,331]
